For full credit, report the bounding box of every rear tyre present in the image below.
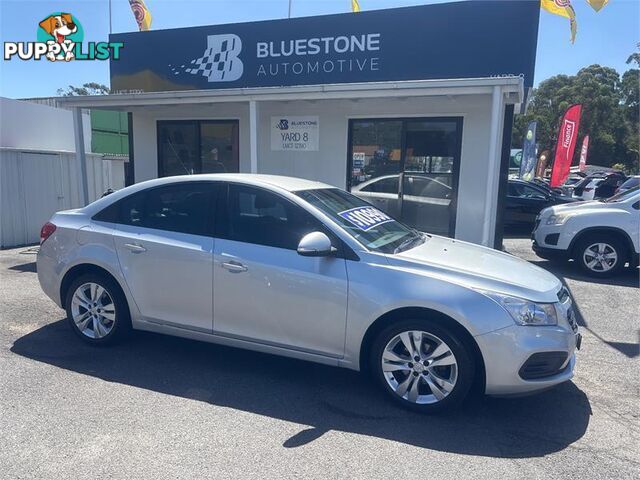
[574,233,627,278]
[65,273,131,345]
[370,319,475,413]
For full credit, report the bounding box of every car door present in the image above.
[505,182,528,224]
[519,184,550,222]
[506,183,547,224]
[111,182,217,332]
[212,183,348,358]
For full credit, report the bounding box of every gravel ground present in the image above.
[0,239,638,479]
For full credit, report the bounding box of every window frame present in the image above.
[92,181,220,237]
[157,119,239,177]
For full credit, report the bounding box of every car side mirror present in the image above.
[297,231,337,257]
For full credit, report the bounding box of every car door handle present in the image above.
[221,261,248,273]
[124,243,147,253]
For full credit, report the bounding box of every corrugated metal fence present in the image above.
[0,148,125,248]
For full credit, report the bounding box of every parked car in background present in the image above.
[615,175,640,195]
[505,179,576,227]
[37,174,580,413]
[572,176,604,201]
[558,175,585,197]
[593,172,627,199]
[352,174,453,236]
[572,172,626,201]
[533,186,640,277]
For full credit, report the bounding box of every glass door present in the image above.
[400,119,460,236]
[349,120,403,219]
[348,117,462,237]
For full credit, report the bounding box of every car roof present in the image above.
[82,174,335,215]
[169,173,334,192]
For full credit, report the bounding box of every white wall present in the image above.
[0,97,91,152]
[129,94,502,245]
[0,150,125,247]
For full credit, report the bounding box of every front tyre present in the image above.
[370,320,475,413]
[65,273,131,345]
[575,233,627,278]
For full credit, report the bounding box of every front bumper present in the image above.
[475,288,582,395]
[531,215,572,259]
[476,322,579,396]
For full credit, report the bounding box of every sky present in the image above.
[0,0,638,98]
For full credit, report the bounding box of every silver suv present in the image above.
[37,174,580,413]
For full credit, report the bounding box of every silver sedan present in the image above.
[37,174,580,413]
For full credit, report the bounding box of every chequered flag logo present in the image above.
[170,34,243,82]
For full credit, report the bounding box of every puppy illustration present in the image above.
[38,13,77,61]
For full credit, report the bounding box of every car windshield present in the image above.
[296,188,426,254]
[603,185,640,203]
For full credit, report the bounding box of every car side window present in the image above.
[221,184,322,250]
[632,201,639,210]
[94,183,215,236]
[361,177,398,194]
[508,183,523,197]
[522,185,546,199]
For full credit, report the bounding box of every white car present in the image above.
[37,174,580,413]
[533,187,640,277]
[572,177,603,201]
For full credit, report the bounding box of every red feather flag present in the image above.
[579,135,589,172]
[550,104,582,187]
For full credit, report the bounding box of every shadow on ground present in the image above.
[501,250,639,358]
[8,261,36,273]
[12,320,591,458]
[527,258,639,289]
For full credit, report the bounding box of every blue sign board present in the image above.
[110,1,540,93]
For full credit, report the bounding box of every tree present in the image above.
[57,82,111,96]
[512,55,639,174]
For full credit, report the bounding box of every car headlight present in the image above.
[486,293,558,326]
[546,214,571,225]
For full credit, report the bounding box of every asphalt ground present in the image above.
[1,238,638,479]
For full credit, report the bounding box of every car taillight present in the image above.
[40,222,56,244]
[584,187,593,192]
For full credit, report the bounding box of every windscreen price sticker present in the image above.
[338,206,393,231]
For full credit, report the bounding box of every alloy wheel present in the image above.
[381,330,458,404]
[70,282,116,339]
[583,242,618,273]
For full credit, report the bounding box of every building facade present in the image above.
[62,1,541,248]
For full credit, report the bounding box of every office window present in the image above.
[158,120,239,177]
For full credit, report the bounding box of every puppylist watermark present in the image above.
[4,12,123,62]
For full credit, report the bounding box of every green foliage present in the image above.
[513,55,639,174]
[56,83,111,96]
